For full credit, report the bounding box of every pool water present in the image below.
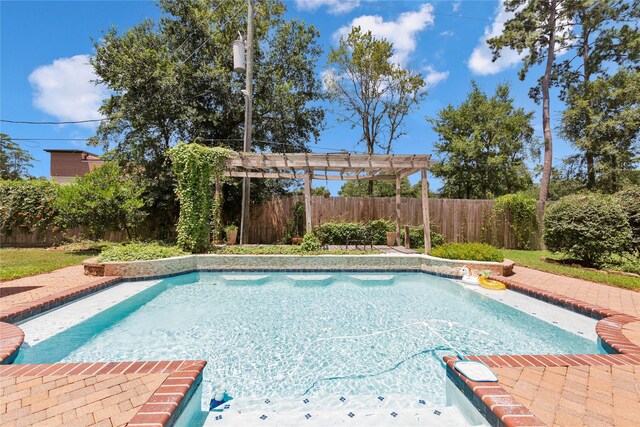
[15,272,602,410]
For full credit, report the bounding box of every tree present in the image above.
[90,0,324,232]
[324,26,426,195]
[556,0,640,192]
[488,0,574,202]
[311,186,330,197]
[0,133,34,180]
[428,82,537,199]
[338,178,419,198]
[561,70,640,193]
[55,163,147,240]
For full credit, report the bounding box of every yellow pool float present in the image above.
[478,272,506,291]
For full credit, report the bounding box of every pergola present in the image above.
[221,153,436,251]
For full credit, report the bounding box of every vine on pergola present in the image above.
[167,142,236,252]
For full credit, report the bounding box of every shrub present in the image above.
[314,222,365,245]
[282,200,306,243]
[300,232,321,252]
[0,179,59,235]
[61,239,117,253]
[367,219,395,244]
[55,163,147,240]
[543,193,632,267]
[430,242,504,262]
[616,185,640,253]
[400,225,446,249]
[494,193,538,249]
[98,242,186,262]
[313,220,395,245]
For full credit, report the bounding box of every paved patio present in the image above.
[0,265,96,309]
[0,360,206,427]
[510,266,640,318]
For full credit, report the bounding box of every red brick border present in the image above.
[0,322,24,363]
[442,276,640,427]
[0,360,207,426]
[128,360,207,427]
[0,276,121,364]
[444,355,545,427]
[444,353,640,427]
[489,275,640,354]
[0,275,121,324]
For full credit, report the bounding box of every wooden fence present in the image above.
[1,197,546,250]
[0,228,128,248]
[247,196,546,249]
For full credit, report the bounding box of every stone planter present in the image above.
[226,230,238,245]
[386,231,396,247]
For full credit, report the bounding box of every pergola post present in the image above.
[214,175,222,242]
[395,174,401,246]
[421,168,431,253]
[304,169,313,234]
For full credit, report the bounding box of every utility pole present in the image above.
[239,0,254,244]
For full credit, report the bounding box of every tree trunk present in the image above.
[582,22,596,190]
[586,152,596,189]
[539,0,557,202]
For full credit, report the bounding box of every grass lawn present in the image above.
[503,250,640,291]
[0,248,96,281]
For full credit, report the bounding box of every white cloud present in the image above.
[452,2,461,12]
[334,4,435,66]
[296,0,360,14]
[28,54,108,127]
[439,30,454,37]
[424,65,449,87]
[467,1,524,75]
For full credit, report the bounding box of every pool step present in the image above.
[203,406,476,426]
[203,394,485,426]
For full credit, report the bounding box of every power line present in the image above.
[1,119,105,125]
[10,136,367,154]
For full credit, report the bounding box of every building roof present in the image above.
[44,149,101,157]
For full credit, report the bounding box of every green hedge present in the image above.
[98,242,186,262]
[493,193,538,249]
[0,179,59,235]
[616,185,640,253]
[430,242,504,262]
[543,193,632,267]
[400,225,445,249]
[313,219,394,245]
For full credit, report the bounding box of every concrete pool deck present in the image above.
[1,262,640,426]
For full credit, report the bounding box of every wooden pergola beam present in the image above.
[227,153,434,170]
[224,171,398,181]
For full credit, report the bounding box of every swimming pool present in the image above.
[14,272,604,424]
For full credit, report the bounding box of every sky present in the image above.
[0,0,576,194]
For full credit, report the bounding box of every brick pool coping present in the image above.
[439,275,640,427]
[444,353,640,427]
[0,322,24,364]
[1,268,640,426]
[0,275,121,325]
[0,359,206,426]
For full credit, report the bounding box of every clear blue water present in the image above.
[15,272,602,407]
